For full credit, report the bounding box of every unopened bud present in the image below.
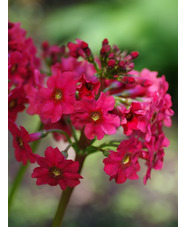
[29,130,48,142]
[81,41,91,57]
[118,60,126,69]
[102,38,109,45]
[123,76,135,84]
[128,62,134,70]
[130,51,139,59]
[108,53,114,59]
[108,59,116,68]
[42,41,49,51]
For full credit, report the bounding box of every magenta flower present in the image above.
[8,87,28,122]
[31,146,83,190]
[118,102,147,136]
[39,70,77,123]
[103,138,142,184]
[67,39,85,58]
[143,133,170,184]
[77,73,100,99]
[71,92,120,140]
[8,120,36,165]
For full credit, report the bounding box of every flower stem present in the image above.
[51,154,86,227]
[8,163,28,213]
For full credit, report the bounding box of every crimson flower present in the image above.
[119,102,147,136]
[67,39,85,58]
[103,138,142,184]
[39,70,77,123]
[71,92,120,140]
[143,133,170,184]
[31,147,83,190]
[8,87,28,122]
[8,120,36,165]
[77,73,100,99]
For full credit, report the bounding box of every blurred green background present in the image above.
[8,0,178,226]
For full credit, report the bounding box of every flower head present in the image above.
[71,92,120,140]
[39,70,77,123]
[103,138,142,184]
[31,146,83,190]
[77,73,100,99]
[8,120,36,165]
[8,87,28,122]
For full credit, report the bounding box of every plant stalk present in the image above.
[51,153,87,227]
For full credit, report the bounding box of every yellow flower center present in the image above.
[91,112,100,121]
[52,167,61,177]
[53,89,63,102]
[9,99,16,108]
[123,155,130,164]
[11,64,17,73]
[16,136,24,149]
[55,90,62,100]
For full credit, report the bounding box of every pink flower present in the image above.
[51,56,97,81]
[103,138,142,184]
[77,73,100,99]
[71,92,120,140]
[31,146,83,190]
[8,87,28,122]
[25,69,45,116]
[41,41,65,65]
[39,70,77,123]
[8,120,36,165]
[142,133,170,184]
[118,102,148,136]
[67,39,85,58]
[8,22,26,52]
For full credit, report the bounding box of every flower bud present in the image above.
[130,51,139,59]
[42,41,49,51]
[108,59,116,68]
[29,130,48,142]
[102,38,109,45]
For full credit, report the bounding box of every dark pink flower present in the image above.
[31,146,83,190]
[103,138,142,184]
[77,73,100,99]
[41,41,66,65]
[8,87,28,122]
[71,92,120,140]
[8,22,26,52]
[118,102,147,136]
[51,56,97,81]
[25,69,45,116]
[67,39,85,58]
[39,70,77,123]
[8,120,36,165]
[142,133,170,184]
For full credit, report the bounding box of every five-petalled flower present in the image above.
[31,146,83,190]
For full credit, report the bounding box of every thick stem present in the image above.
[51,154,87,227]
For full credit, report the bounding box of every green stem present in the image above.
[8,124,42,213]
[8,163,28,213]
[46,129,72,144]
[51,154,86,227]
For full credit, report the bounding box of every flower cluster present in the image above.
[8,21,174,191]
